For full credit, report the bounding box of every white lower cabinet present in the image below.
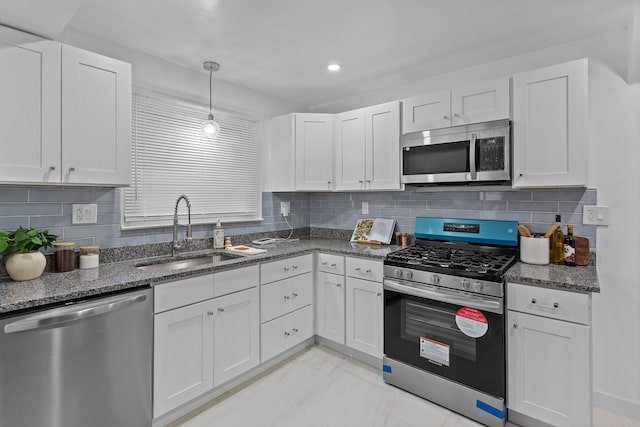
[316,270,346,344]
[345,257,384,358]
[345,277,383,358]
[212,287,260,387]
[261,305,314,362]
[153,266,259,418]
[507,282,592,427]
[153,299,214,417]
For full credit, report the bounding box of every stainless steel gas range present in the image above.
[382,217,518,427]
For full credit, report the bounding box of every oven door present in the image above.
[383,278,505,398]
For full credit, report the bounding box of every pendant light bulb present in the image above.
[202,61,220,139]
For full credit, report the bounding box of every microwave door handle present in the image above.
[469,133,477,180]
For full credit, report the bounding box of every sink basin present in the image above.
[136,252,240,273]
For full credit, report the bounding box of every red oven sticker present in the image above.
[455,307,488,338]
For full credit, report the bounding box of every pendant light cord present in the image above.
[209,69,213,114]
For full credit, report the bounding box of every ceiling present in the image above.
[0,0,636,108]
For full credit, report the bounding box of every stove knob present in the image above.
[405,271,413,280]
[473,282,484,292]
[461,279,471,290]
[431,274,440,285]
[394,269,403,278]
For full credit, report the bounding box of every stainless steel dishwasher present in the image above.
[0,286,152,427]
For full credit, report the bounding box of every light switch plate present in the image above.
[583,205,609,226]
[72,204,98,224]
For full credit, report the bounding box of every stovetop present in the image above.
[384,239,518,282]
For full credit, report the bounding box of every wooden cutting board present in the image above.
[576,236,590,266]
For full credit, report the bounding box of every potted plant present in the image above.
[0,227,58,281]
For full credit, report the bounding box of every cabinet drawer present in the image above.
[261,305,313,362]
[214,265,259,297]
[260,272,313,323]
[345,257,383,282]
[507,282,590,325]
[154,274,214,313]
[260,254,313,284]
[317,253,344,274]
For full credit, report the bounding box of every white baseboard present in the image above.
[594,390,640,421]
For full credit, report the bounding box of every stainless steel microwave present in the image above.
[401,119,511,186]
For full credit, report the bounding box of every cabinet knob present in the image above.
[284,267,290,272]
[284,295,290,301]
[442,115,449,120]
[531,298,537,304]
[331,263,337,267]
[69,167,76,172]
[365,269,372,273]
[284,331,290,337]
[377,292,382,297]
[207,311,214,316]
[355,267,361,271]
[292,265,298,270]
[358,180,364,183]
[513,323,518,329]
[322,261,328,266]
[453,113,461,118]
[218,308,225,313]
[336,283,342,288]
[292,293,298,297]
[553,302,559,308]
[49,166,56,171]
[292,328,299,333]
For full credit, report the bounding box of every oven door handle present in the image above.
[383,279,503,314]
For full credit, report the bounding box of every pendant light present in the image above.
[201,61,221,138]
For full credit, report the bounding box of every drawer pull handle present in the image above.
[532,298,560,309]
[336,283,342,288]
[218,308,224,313]
[284,295,290,301]
[513,323,518,329]
[292,293,298,297]
[355,267,361,271]
[284,267,290,272]
[284,331,290,337]
[376,292,382,297]
[365,269,372,273]
[292,265,298,269]
[322,262,328,266]
[292,328,299,333]
[207,311,214,316]
[331,263,337,267]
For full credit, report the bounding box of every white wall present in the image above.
[314,29,640,419]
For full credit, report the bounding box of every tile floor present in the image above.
[174,345,640,427]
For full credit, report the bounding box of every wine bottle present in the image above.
[564,224,576,266]
[551,224,565,264]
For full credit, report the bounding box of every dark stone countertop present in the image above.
[0,238,401,315]
[505,262,600,294]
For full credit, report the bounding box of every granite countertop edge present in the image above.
[504,262,600,294]
[0,238,400,315]
[0,238,601,314]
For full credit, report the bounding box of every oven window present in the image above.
[385,288,505,398]
[403,141,470,175]
[402,300,477,362]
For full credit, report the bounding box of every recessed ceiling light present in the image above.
[327,63,341,72]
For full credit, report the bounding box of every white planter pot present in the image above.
[5,252,47,281]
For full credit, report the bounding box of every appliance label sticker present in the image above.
[455,307,488,338]
[419,337,450,366]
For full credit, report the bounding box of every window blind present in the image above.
[122,91,261,229]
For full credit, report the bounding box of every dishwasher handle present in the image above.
[4,293,147,334]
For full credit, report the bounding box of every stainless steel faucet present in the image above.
[172,195,192,256]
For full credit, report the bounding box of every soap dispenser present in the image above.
[214,219,225,249]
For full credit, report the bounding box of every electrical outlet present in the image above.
[583,205,609,226]
[362,201,369,215]
[280,201,290,217]
[72,204,98,224]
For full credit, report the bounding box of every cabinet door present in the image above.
[0,28,61,183]
[365,101,401,190]
[345,277,383,358]
[212,287,260,387]
[316,271,345,343]
[153,300,214,417]
[451,77,510,126]
[334,109,366,190]
[401,90,451,133]
[61,45,131,185]
[512,59,588,188]
[295,113,334,191]
[507,310,591,427]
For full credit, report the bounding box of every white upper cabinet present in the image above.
[0,26,131,186]
[265,113,296,192]
[335,101,401,191]
[0,27,61,183]
[295,113,334,191]
[61,45,131,185]
[512,59,588,188]
[402,77,510,133]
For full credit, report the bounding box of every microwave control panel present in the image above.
[476,137,505,171]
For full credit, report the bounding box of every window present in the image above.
[122,91,261,229]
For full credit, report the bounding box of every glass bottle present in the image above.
[53,242,75,272]
[564,224,577,266]
[551,225,565,264]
